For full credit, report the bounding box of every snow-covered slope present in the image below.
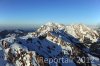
[65,24,99,43]
[0,23,100,66]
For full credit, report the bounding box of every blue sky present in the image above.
[0,0,100,26]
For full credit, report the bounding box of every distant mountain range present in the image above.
[0,23,100,66]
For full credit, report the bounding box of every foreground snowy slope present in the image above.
[0,23,100,66]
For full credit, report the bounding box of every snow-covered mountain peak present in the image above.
[65,24,99,43]
[45,22,56,26]
[37,22,65,33]
[36,23,99,45]
[45,22,62,26]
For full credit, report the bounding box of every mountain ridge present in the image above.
[0,23,100,66]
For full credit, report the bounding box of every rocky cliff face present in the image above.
[0,23,100,66]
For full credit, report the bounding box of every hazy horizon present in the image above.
[0,22,99,31]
